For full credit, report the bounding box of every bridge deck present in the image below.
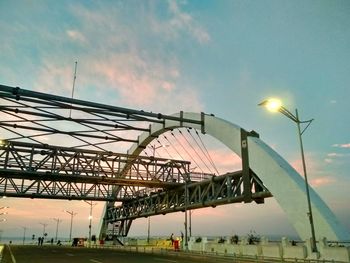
[1,245,251,263]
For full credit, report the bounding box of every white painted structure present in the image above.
[101,112,350,242]
[128,112,349,241]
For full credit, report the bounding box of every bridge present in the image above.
[0,84,348,246]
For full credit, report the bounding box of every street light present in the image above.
[21,226,27,245]
[259,98,317,253]
[39,222,48,242]
[84,201,97,247]
[52,218,62,242]
[64,210,77,242]
[189,210,194,237]
[184,180,189,251]
[147,144,169,244]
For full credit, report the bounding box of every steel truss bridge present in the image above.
[0,84,272,240]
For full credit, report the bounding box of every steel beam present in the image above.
[0,141,192,200]
[105,171,272,236]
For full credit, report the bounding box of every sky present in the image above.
[0,0,349,241]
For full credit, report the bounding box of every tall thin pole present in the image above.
[147,217,150,244]
[184,182,188,251]
[259,100,317,253]
[295,109,317,253]
[69,61,78,118]
[65,210,77,242]
[89,202,92,247]
[21,226,27,245]
[52,218,62,242]
[84,201,97,248]
[189,210,192,237]
[39,222,48,243]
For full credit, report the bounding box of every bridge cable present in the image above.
[190,129,220,175]
[176,129,214,174]
[185,128,218,174]
[167,131,205,174]
[4,96,117,151]
[157,139,175,160]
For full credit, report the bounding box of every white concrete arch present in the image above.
[127,112,349,241]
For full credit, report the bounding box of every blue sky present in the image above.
[0,0,349,240]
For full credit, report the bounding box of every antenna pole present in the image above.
[69,61,78,118]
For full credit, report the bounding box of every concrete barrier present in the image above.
[281,237,307,259]
[224,243,241,256]
[260,237,282,258]
[187,236,350,262]
[319,238,350,262]
[188,237,207,252]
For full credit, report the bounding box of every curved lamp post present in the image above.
[84,201,97,247]
[147,144,169,244]
[52,218,62,242]
[259,98,317,253]
[64,210,77,242]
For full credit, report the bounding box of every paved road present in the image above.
[4,245,236,263]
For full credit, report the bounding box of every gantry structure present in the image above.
[1,84,347,243]
[0,84,271,240]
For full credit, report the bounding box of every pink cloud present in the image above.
[310,177,335,187]
[27,2,206,115]
[33,59,73,96]
[145,129,241,175]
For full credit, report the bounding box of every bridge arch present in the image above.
[126,112,349,241]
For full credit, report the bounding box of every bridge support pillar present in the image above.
[241,129,259,203]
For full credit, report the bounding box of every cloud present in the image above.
[310,177,335,187]
[330,100,337,104]
[167,0,210,43]
[150,0,210,44]
[332,143,350,148]
[23,1,206,116]
[33,59,74,96]
[66,30,87,44]
[324,158,332,164]
[327,152,344,157]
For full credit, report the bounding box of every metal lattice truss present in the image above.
[0,84,204,199]
[106,171,272,236]
[0,84,273,239]
[0,85,202,151]
[0,140,191,200]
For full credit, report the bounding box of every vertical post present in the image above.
[52,218,62,242]
[184,181,188,251]
[65,210,77,242]
[84,200,97,248]
[147,217,150,244]
[56,220,59,242]
[39,223,48,242]
[22,227,27,245]
[240,129,252,203]
[189,210,192,237]
[295,109,317,253]
[70,214,73,242]
[89,203,92,247]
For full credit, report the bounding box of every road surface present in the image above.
[3,245,238,263]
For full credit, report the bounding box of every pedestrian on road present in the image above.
[170,233,174,245]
